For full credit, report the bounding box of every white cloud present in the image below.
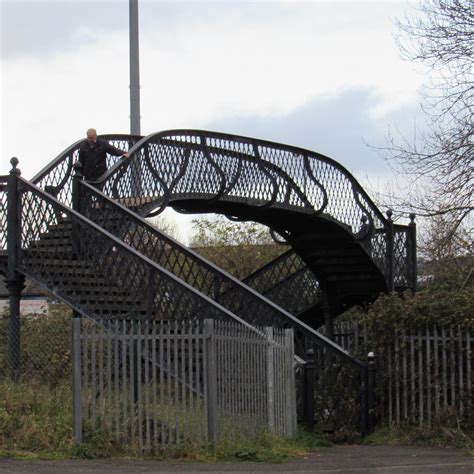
[1,1,424,180]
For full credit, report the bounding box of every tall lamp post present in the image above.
[129,0,141,135]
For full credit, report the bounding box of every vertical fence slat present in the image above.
[402,329,408,421]
[418,329,423,425]
[152,321,158,451]
[122,320,128,437]
[159,320,165,445]
[433,326,439,421]
[91,321,97,430]
[395,334,400,425]
[426,326,431,425]
[467,328,472,410]
[114,319,120,438]
[442,326,448,410]
[388,343,392,425]
[98,321,104,428]
[144,320,151,451]
[458,325,463,415]
[450,325,455,409]
[410,332,415,424]
[106,322,112,432]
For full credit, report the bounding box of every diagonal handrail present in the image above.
[17,176,261,334]
[31,134,142,207]
[77,179,364,368]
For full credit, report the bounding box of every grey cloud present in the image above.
[204,88,422,179]
[1,1,128,58]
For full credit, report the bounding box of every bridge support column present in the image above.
[7,158,24,382]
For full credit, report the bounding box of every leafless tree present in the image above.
[378,0,473,253]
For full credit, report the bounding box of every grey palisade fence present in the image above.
[74,318,296,450]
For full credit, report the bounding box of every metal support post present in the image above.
[266,327,276,432]
[72,312,83,443]
[7,158,24,382]
[204,319,217,443]
[385,209,395,292]
[129,0,141,136]
[304,348,316,431]
[408,213,417,293]
[367,351,376,433]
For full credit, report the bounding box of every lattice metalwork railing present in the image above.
[78,181,346,356]
[75,181,369,434]
[243,249,321,316]
[32,135,141,207]
[26,130,415,290]
[0,177,7,255]
[17,177,251,326]
[96,130,411,287]
[393,225,412,289]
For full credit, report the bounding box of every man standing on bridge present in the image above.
[78,128,129,183]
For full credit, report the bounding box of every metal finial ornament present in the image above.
[10,157,21,176]
[386,209,393,220]
[409,213,416,223]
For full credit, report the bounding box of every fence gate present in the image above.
[73,318,296,451]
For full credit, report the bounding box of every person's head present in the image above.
[86,128,97,143]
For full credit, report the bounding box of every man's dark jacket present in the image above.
[78,138,125,181]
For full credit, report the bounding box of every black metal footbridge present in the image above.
[0,130,416,435]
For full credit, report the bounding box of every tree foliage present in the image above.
[190,217,288,279]
[381,0,473,253]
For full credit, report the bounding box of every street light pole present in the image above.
[129,0,141,135]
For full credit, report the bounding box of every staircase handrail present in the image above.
[77,179,364,369]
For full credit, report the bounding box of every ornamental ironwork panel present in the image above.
[243,249,321,316]
[32,135,141,208]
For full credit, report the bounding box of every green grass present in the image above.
[0,379,331,462]
[363,424,474,453]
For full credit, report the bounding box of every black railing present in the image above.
[242,249,321,316]
[32,135,142,207]
[95,130,414,289]
[26,130,416,290]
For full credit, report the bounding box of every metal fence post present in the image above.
[304,348,316,431]
[204,319,217,444]
[266,327,276,433]
[408,213,417,293]
[7,158,24,383]
[284,328,297,436]
[385,209,395,292]
[72,312,83,443]
[367,351,376,433]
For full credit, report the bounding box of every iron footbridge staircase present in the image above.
[0,130,416,435]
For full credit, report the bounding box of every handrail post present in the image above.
[385,209,395,292]
[408,213,417,293]
[72,311,83,443]
[7,158,25,383]
[72,162,83,257]
[304,348,316,431]
[204,319,217,444]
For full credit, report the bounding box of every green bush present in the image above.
[0,305,72,385]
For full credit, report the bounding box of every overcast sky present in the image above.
[0,0,427,238]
